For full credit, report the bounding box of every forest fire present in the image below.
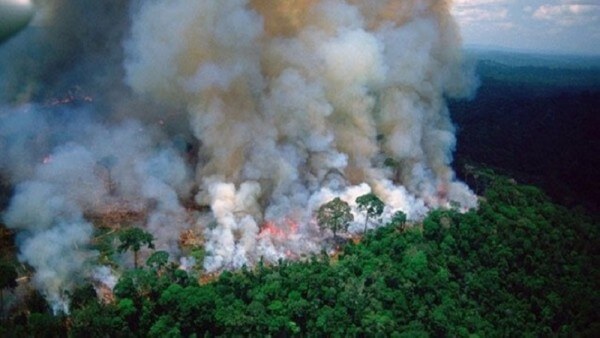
[0,0,478,314]
[1,1,597,335]
[179,229,203,248]
[258,219,299,239]
[259,221,285,238]
[85,203,147,230]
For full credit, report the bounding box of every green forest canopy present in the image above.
[1,169,598,337]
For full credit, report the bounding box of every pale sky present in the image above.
[452,0,600,55]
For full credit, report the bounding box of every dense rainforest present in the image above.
[450,50,600,212]
[1,51,599,336]
[1,170,598,337]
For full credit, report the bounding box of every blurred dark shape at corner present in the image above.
[0,0,35,44]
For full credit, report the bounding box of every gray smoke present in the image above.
[0,0,478,313]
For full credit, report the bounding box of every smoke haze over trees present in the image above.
[0,0,478,312]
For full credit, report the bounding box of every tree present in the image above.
[118,228,155,268]
[113,269,156,300]
[356,193,384,233]
[317,197,353,239]
[146,251,169,272]
[70,283,97,310]
[389,211,407,231]
[71,302,127,337]
[0,261,17,316]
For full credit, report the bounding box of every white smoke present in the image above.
[125,0,478,270]
[0,0,478,312]
[1,111,194,312]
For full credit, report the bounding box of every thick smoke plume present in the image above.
[0,0,477,313]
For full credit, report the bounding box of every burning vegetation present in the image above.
[0,0,479,314]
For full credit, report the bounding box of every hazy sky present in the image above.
[452,0,600,55]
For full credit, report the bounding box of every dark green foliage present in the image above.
[1,173,597,337]
[69,283,97,310]
[356,193,384,233]
[0,261,17,290]
[70,301,131,337]
[317,197,353,238]
[450,55,600,212]
[0,261,17,317]
[118,228,154,253]
[28,313,67,337]
[146,251,169,271]
[389,210,408,231]
[50,174,600,336]
[0,295,67,338]
[25,290,52,314]
[117,228,155,268]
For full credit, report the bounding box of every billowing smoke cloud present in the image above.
[0,0,477,312]
[125,0,477,267]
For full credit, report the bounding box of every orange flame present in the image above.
[258,218,299,239]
